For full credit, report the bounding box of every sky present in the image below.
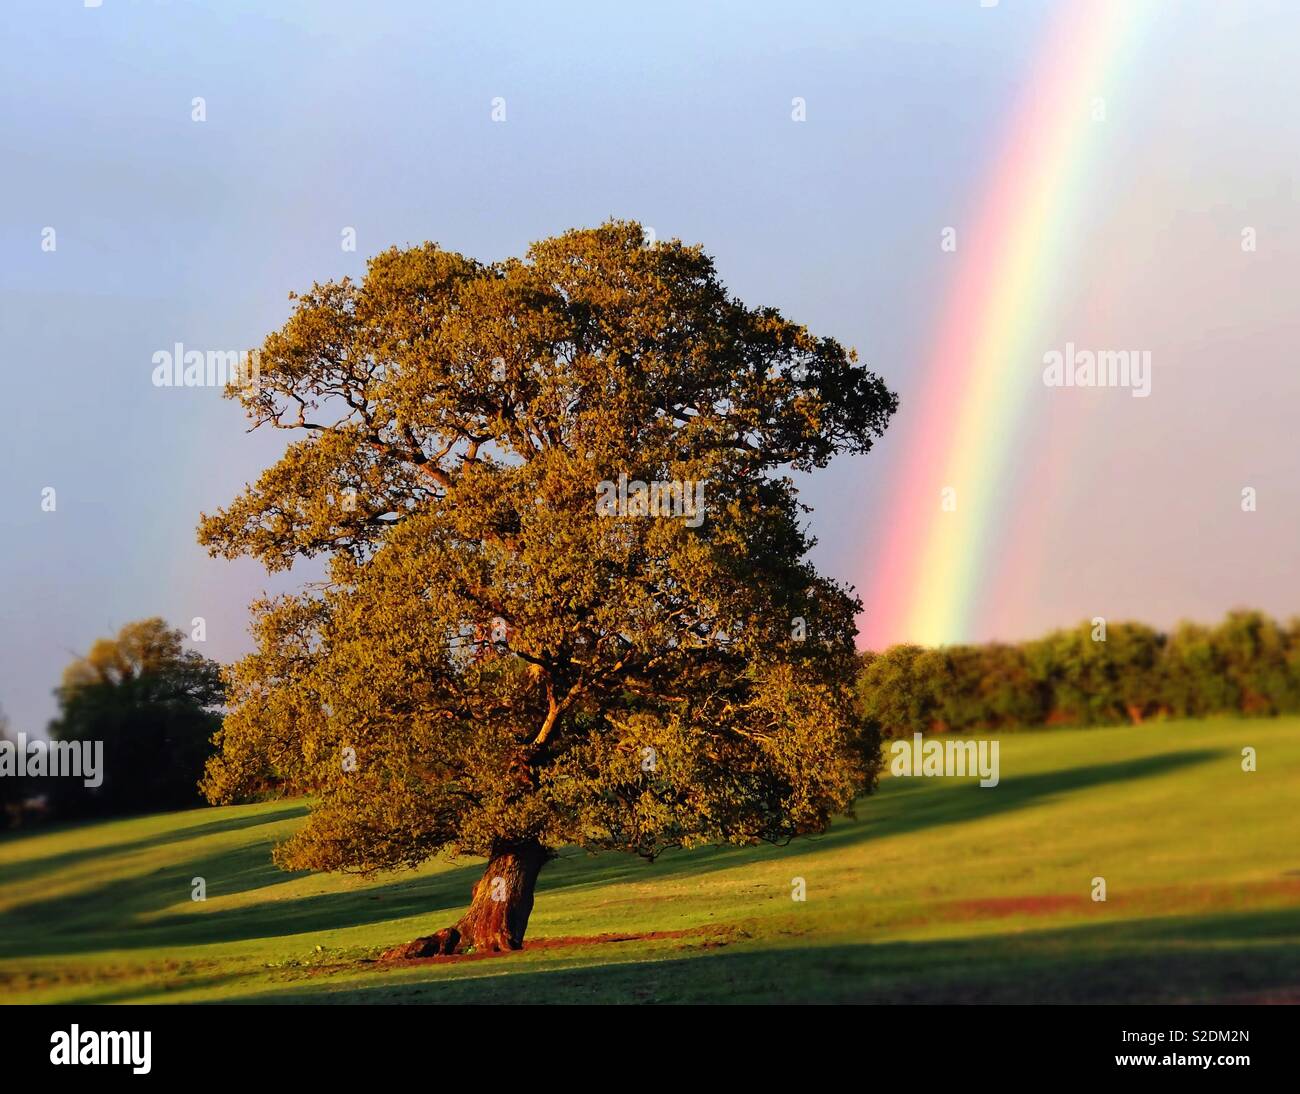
[2,1,1298,735]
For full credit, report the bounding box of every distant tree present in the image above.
[1105,623,1165,724]
[198,223,897,953]
[930,646,983,733]
[1284,617,1300,711]
[0,704,23,825]
[1024,622,1161,726]
[1212,610,1296,715]
[1160,621,1236,717]
[1024,628,1079,724]
[856,644,941,738]
[939,643,1047,732]
[859,641,1046,737]
[47,619,223,817]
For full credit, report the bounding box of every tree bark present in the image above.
[385,839,551,958]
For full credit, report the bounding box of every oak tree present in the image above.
[199,222,896,953]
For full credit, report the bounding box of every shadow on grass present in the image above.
[0,803,308,889]
[544,748,1227,891]
[0,749,1223,960]
[0,846,487,959]
[194,903,1300,1005]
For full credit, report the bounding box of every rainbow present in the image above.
[862,1,1150,650]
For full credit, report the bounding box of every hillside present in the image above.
[1,717,1297,1004]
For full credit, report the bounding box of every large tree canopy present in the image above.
[199,222,896,952]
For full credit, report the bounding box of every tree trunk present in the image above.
[385,839,551,958]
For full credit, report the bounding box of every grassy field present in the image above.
[1,716,1298,1004]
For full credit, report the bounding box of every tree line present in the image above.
[856,609,1300,738]
[6,608,1298,831]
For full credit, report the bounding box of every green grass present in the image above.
[2,717,1297,1003]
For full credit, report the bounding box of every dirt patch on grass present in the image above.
[948,893,1085,919]
[357,925,741,973]
[906,875,1300,928]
